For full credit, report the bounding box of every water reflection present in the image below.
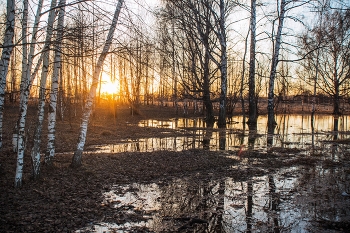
[89,115,350,154]
[78,162,350,233]
[77,115,350,233]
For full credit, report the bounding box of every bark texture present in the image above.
[0,0,15,149]
[45,0,66,165]
[15,0,29,188]
[31,0,57,179]
[267,0,286,134]
[217,0,228,128]
[248,0,257,127]
[71,0,124,167]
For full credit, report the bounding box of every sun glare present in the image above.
[99,72,119,95]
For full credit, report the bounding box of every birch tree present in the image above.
[0,0,16,149]
[71,0,124,167]
[267,0,314,132]
[216,0,229,128]
[15,0,43,187]
[14,0,29,187]
[248,0,257,127]
[31,0,57,178]
[12,0,28,154]
[45,0,66,165]
[267,0,287,133]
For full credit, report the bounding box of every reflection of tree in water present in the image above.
[219,129,226,150]
[268,175,280,233]
[248,123,257,150]
[293,164,350,231]
[106,165,350,232]
[157,178,227,232]
[246,179,253,233]
[333,116,339,140]
[331,117,339,162]
[311,112,315,154]
[203,128,213,150]
[267,123,274,147]
[206,180,225,232]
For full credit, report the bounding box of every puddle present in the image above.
[76,114,350,232]
[88,115,350,154]
[78,164,350,232]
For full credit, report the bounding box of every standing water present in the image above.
[88,114,349,153]
[79,114,350,233]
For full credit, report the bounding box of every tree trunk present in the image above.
[333,93,340,115]
[267,0,286,133]
[13,0,28,154]
[30,0,57,179]
[333,57,341,115]
[217,0,228,128]
[203,48,214,127]
[45,0,66,166]
[0,0,16,149]
[240,29,249,127]
[71,0,124,168]
[203,5,215,128]
[248,0,257,127]
[14,0,29,188]
[15,0,43,187]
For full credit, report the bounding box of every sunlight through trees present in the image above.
[0,0,348,187]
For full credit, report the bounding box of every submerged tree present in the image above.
[247,0,257,127]
[267,0,314,132]
[71,0,124,167]
[300,8,350,115]
[158,0,233,128]
[215,0,230,128]
[267,0,287,133]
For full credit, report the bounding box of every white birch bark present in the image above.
[45,0,66,165]
[217,0,228,128]
[15,0,44,187]
[0,0,16,149]
[72,0,124,167]
[31,0,57,178]
[14,0,28,188]
[12,0,28,153]
[267,0,286,134]
[248,0,257,126]
[14,0,29,187]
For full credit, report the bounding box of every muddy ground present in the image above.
[0,103,349,232]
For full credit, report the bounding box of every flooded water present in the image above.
[79,114,350,233]
[79,164,350,232]
[89,115,350,154]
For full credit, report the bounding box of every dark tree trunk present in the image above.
[333,94,341,115]
[248,0,257,127]
[203,92,214,127]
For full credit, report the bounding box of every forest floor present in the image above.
[1,102,350,232]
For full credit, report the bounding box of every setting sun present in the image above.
[99,72,119,95]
